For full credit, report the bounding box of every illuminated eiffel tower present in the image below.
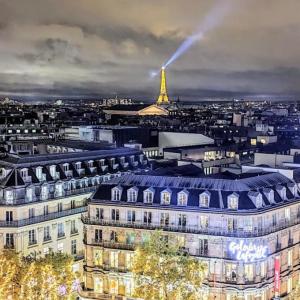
[156,67,169,105]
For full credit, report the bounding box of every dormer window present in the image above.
[177,190,188,206]
[50,165,56,178]
[276,185,286,200]
[36,167,43,180]
[127,187,138,202]
[20,168,28,178]
[143,188,154,203]
[228,193,239,210]
[199,191,210,207]
[63,163,69,172]
[248,191,263,208]
[26,187,34,202]
[161,189,171,205]
[5,189,14,204]
[55,182,64,197]
[41,184,48,200]
[75,162,81,170]
[88,160,94,168]
[287,183,297,197]
[112,186,122,201]
[263,188,274,204]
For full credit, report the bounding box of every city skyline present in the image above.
[0,0,300,100]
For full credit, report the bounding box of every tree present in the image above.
[0,250,78,300]
[132,230,207,300]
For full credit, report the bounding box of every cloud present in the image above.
[0,0,300,100]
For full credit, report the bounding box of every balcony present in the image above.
[4,243,15,249]
[71,228,79,235]
[82,216,300,238]
[43,236,51,243]
[88,239,136,251]
[0,206,87,227]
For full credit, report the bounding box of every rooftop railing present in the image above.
[82,216,300,238]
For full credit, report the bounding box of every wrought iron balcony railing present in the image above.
[82,216,300,238]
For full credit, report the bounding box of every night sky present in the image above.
[0,0,300,101]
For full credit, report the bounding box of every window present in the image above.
[161,190,171,205]
[144,188,154,203]
[21,168,28,178]
[41,185,48,200]
[227,218,237,231]
[50,165,56,178]
[110,251,118,268]
[43,205,49,215]
[126,232,135,245]
[6,211,13,222]
[244,264,254,282]
[127,188,138,202]
[126,253,134,269]
[71,240,77,255]
[144,211,152,225]
[57,223,65,237]
[285,208,291,221]
[28,230,36,245]
[36,167,43,180]
[199,192,210,207]
[225,263,237,282]
[96,208,104,220]
[110,231,118,242]
[63,164,69,172]
[200,215,209,228]
[5,233,14,248]
[199,239,208,256]
[160,212,169,226]
[5,190,14,204]
[71,220,77,234]
[26,187,33,202]
[178,214,187,227]
[29,208,35,219]
[75,162,81,170]
[95,229,102,242]
[177,191,188,206]
[71,200,76,209]
[112,187,122,201]
[127,210,136,223]
[55,183,63,197]
[44,226,51,241]
[58,203,63,212]
[111,209,119,221]
[228,194,238,210]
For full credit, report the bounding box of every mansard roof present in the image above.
[91,172,298,212]
[0,147,142,167]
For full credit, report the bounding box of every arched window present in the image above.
[199,191,210,207]
[228,193,239,210]
[161,189,171,205]
[127,187,138,202]
[177,190,188,206]
[111,186,122,201]
[143,188,154,203]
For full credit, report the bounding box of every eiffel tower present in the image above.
[156,67,169,105]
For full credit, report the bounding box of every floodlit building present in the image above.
[0,147,147,272]
[81,172,300,300]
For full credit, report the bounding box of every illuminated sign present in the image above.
[229,241,267,263]
[274,256,280,297]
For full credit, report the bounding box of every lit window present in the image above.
[143,188,154,203]
[161,190,171,205]
[199,192,210,207]
[228,194,239,210]
[177,191,188,206]
[127,187,138,202]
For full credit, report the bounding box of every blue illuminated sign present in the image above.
[229,241,267,263]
